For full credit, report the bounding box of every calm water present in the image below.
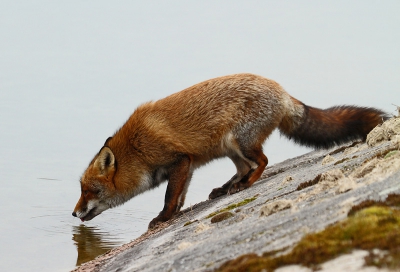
[1,1,399,271]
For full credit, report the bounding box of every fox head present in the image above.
[72,146,118,222]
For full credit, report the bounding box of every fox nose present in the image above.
[72,211,77,217]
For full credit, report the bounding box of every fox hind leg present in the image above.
[228,146,268,194]
[208,173,238,199]
[209,154,251,199]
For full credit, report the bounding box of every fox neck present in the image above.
[110,164,154,206]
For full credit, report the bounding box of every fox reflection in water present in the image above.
[72,225,120,266]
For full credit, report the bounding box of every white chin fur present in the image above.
[78,199,110,219]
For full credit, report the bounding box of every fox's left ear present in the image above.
[94,147,115,176]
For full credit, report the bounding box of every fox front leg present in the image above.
[148,155,193,229]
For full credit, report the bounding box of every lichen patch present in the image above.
[295,169,356,203]
[177,241,192,251]
[367,117,400,147]
[321,155,335,165]
[281,176,293,186]
[260,199,293,217]
[350,157,379,179]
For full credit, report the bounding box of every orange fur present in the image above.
[72,73,387,228]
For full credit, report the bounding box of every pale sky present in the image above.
[0,2,399,271]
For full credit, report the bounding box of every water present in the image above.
[0,1,399,271]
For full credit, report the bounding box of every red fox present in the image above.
[72,73,388,228]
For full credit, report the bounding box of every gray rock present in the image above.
[74,135,400,272]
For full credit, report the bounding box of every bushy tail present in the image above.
[279,101,389,149]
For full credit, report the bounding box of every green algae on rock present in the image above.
[206,197,257,219]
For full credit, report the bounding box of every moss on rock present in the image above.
[217,194,400,271]
[206,197,257,219]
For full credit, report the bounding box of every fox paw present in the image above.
[228,182,249,195]
[148,215,168,229]
[209,187,228,199]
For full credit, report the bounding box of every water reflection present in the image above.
[72,224,121,266]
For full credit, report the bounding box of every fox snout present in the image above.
[73,196,91,222]
[73,186,108,221]
[72,197,108,222]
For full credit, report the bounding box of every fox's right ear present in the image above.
[94,147,115,176]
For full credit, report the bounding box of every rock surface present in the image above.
[73,117,400,272]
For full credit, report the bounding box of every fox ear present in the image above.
[104,137,112,146]
[94,147,115,175]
